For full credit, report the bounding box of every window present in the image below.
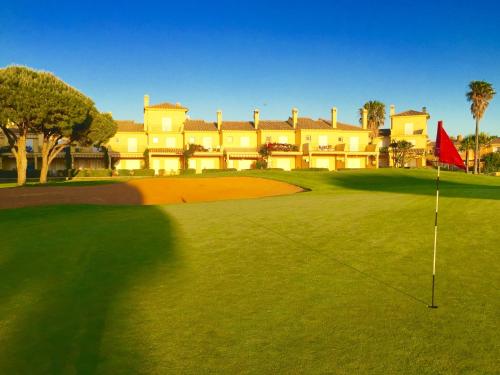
[404,123,414,135]
[278,135,288,144]
[162,117,172,131]
[240,136,250,147]
[166,137,176,148]
[338,137,344,142]
[202,137,212,150]
[127,138,138,152]
[318,135,328,147]
[349,137,359,151]
[188,136,195,144]
[153,137,159,144]
[227,136,233,144]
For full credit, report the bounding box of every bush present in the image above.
[202,168,237,173]
[180,169,196,175]
[291,168,329,171]
[117,169,132,176]
[0,170,18,178]
[267,168,284,171]
[255,159,267,169]
[74,169,112,177]
[133,169,155,176]
[483,152,500,173]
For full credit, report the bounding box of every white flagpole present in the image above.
[429,163,440,308]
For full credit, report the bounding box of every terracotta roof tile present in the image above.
[491,137,500,144]
[221,121,255,131]
[393,110,430,117]
[116,120,144,132]
[184,120,218,131]
[258,121,294,130]
[147,102,188,110]
[295,117,331,130]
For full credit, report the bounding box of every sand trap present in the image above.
[1,177,303,209]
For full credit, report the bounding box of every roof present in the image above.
[393,110,430,118]
[491,137,500,144]
[184,120,218,131]
[147,102,188,110]
[258,121,294,130]
[296,117,366,131]
[115,120,144,132]
[221,121,255,131]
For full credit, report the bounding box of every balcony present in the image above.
[263,143,302,156]
[224,147,260,158]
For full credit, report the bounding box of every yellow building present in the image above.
[377,105,430,167]
[107,120,148,170]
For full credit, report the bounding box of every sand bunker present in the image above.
[1,177,303,209]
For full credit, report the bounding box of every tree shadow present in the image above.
[0,188,180,373]
[329,170,500,200]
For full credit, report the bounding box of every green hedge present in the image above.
[291,168,329,172]
[74,169,112,177]
[180,169,196,175]
[0,170,41,178]
[202,168,237,173]
[117,169,132,176]
[132,169,155,176]
[267,168,284,171]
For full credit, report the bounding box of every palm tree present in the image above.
[359,101,385,142]
[466,81,496,174]
[459,135,475,173]
[477,132,494,173]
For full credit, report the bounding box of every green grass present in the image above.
[1,169,499,374]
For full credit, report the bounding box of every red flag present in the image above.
[435,121,466,170]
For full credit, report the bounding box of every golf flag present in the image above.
[435,121,466,170]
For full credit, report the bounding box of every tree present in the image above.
[0,66,44,185]
[483,152,500,173]
[466,81,496,174]
[389,140,414,168]
[459,135,475,173]
[359,101,386,141]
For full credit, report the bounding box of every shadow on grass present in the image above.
[329,170,500,200]
[0,195,179,373]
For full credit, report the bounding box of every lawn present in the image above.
[0,169,499,374]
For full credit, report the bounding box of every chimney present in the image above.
[144,94,150,108]
[331,107,337,128]
[422,106,427,113]
[390,104,395,117]
[362,108,368,129]
[217,110,222,130]
[254,109,260,129]
[292,108,298,129]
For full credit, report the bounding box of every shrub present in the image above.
[483,152,500,173]
[291,168,329,171]
[133,169,155,176]
[255,159,267,169]
[180,168,196,175]
[158,169,165,176]
[0,170,18,178]
[202,168,237,173]
[74,169,112,177]
[118,169,132,176]
[267,168,284,171]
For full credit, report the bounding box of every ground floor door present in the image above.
[276,158,291,171]
[125,159,141,170]
[238,160,253,170]
[153,159,161,174]
[346,158,361,169]
[315,158,329,169]
[201,159,215,171]
[165,159,179,174]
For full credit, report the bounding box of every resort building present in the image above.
[376,105,430,167]
[0,97,433,174]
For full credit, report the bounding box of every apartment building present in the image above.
[0,96,432,174]
[376,105,430,167]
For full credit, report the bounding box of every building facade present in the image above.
[0,97,432,174]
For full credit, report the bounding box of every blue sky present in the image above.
[1,0,499,137]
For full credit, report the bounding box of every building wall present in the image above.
[222,131,258,148]
[184,131,221,149]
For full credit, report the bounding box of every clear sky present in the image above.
[1,0,499,137]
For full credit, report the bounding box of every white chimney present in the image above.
[331,107,337,128]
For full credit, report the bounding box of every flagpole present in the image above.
[429,162,440,308]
